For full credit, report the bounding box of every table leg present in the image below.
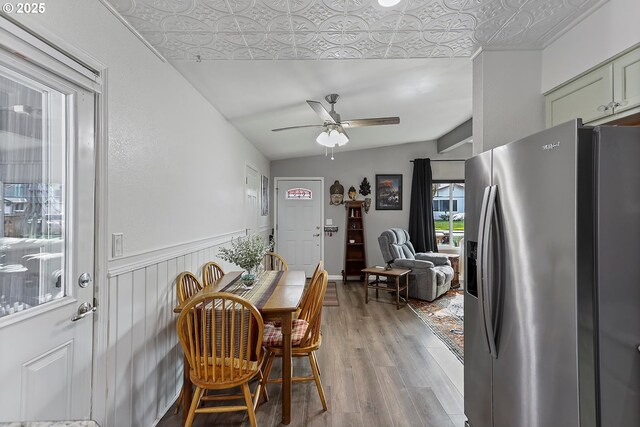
[281,311,293,424]
[405,275,409,305]
[395,276,400,309]
[375,274,379,300]
[364,273,369,304]
[182,353,192,427]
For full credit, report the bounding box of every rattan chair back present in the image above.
[177,272,203,304]
[263,251,288,271]
[202,261,224,287]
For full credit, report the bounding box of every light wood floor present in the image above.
[157,281,465,427]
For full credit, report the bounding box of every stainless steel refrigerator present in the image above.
[464,120,640,427]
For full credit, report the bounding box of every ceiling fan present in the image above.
[271,94,400,149]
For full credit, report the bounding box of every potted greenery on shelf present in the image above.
[217,235,273,286]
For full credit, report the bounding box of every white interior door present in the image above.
[276,179,322,276]
[245,165,260,236]
[0,50,96,421]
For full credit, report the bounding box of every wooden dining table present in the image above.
[173,269,306,425]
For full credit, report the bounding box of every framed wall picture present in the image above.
[261,175,269,216]
[375,174,402,210]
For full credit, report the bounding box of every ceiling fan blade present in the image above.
[307,100,336,124]
[341,117,400,127]
[272,124,326,132]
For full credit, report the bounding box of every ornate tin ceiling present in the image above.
[106,0,602,60]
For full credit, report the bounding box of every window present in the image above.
[3,183,63,238]
[432,181,465,247]
[0,67,66,318]
[286,188,312,200]
[432,199,459,212]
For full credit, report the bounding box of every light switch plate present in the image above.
[112,233,123,258]
[325,219,333,225]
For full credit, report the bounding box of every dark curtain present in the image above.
[409,158,438,253]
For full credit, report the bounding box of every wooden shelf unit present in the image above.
[342,201,367,282]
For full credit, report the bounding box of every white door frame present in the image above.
[92,67,109,427]
[0,15,109,425]
[273,177,324,270]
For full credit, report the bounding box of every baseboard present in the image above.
[150,393,179,427]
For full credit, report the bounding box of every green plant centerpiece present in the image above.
[217,235,273,287]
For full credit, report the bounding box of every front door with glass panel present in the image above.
[0,51,96,420]
[276,179,322,276]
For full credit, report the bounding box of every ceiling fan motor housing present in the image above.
[325,93,340,105]
[325,94,341,122]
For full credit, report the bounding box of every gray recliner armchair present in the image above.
[378,228,454,302]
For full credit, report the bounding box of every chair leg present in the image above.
[242,382,258,427]
[308,351,328,411]
[259,352,275,404]
[257,368,269,404]
[185,387,203,427]
[264,350,275,381]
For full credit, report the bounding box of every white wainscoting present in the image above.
[98,229,272,427]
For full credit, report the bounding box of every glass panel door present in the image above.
[0,23,96,421]
[0,67,66,317]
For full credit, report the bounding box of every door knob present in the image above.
[71,301,97,322]
[78,273,92,288]
[313,233,320,237]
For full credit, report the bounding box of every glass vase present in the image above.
[241,269,256,288]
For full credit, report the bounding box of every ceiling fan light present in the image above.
[328,129,343,146]
[316,131,333,147]
[378,0,401,7]
[337,132,349,146]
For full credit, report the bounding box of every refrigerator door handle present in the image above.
[482,185,499,358]
[476,186,492,355]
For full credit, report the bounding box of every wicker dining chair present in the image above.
[177,271,203,304]
[177,292,266,427]
[202,261,225,287]
[174,271,205,413]
[262,252,288,271]
[296,260,324,319]
[260,270,328,411]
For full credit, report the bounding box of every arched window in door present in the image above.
[286,188,312,200]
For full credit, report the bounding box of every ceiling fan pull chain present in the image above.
[331,146,334,160]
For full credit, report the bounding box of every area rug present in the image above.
[409,289,464,363]
[323,282,339,306]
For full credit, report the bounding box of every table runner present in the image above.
[182,271,284,362]
[219,270,284,309]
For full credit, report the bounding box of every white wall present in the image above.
[271,141,471,276]
[542,0,640,92]
[472,50,545,154]
[102,234,247,427]
[13,1,270,258]
[11,2,270,427]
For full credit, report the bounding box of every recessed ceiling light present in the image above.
[378,0,401,7]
